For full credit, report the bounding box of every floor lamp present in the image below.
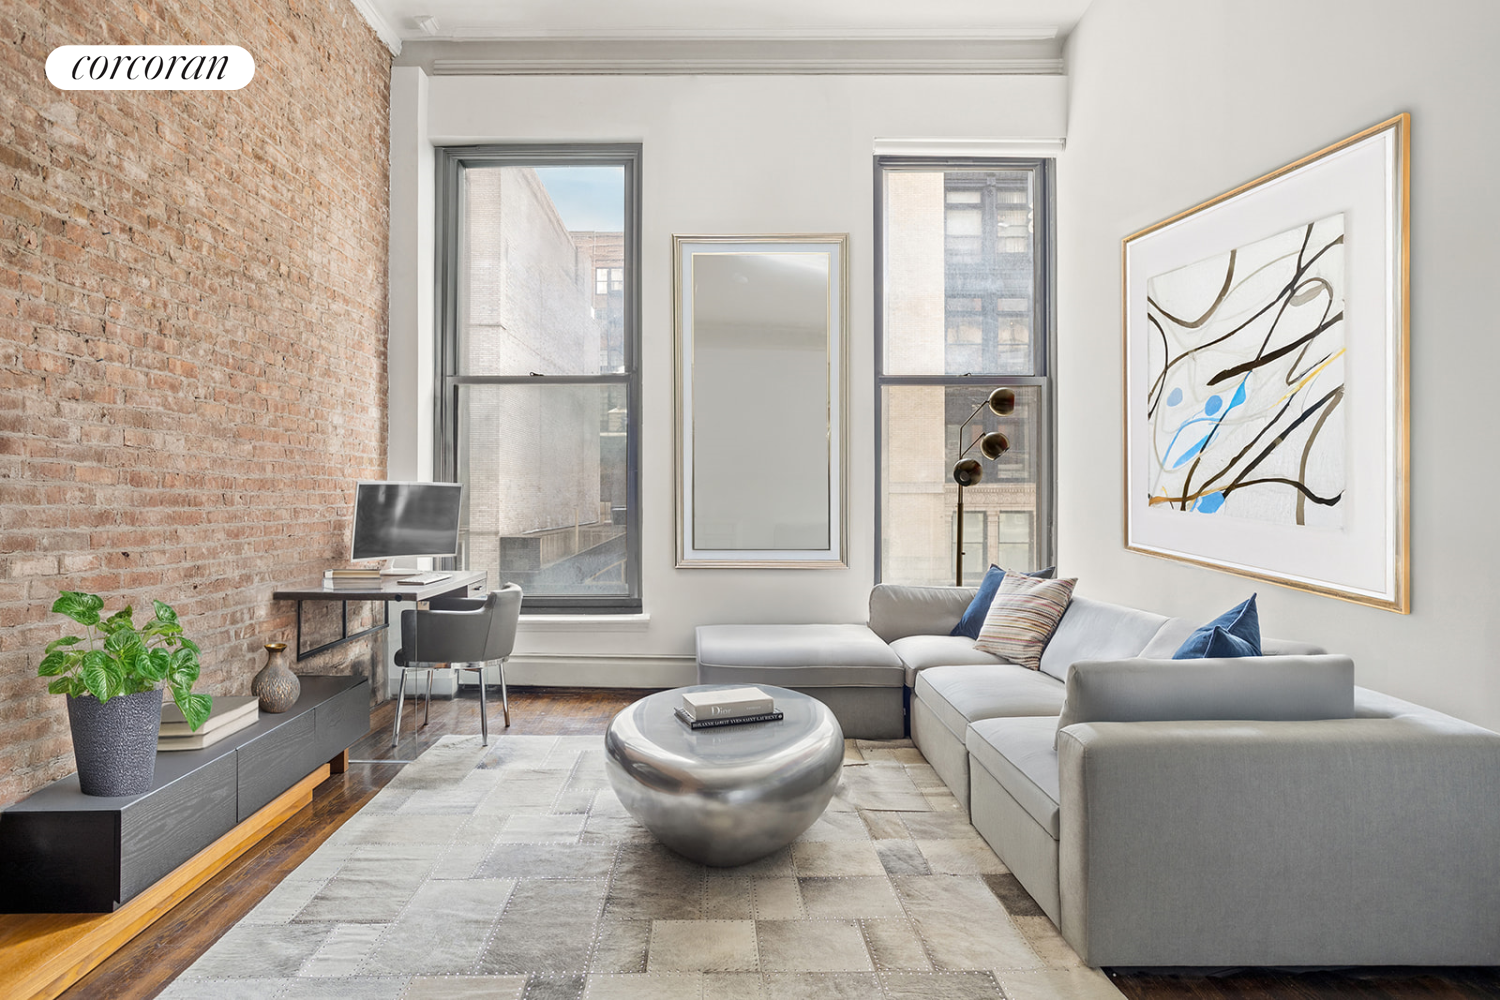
[952,387,1014,587]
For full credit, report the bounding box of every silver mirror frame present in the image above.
[674,234,849,569]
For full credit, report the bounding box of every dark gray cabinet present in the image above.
[0,675,369,913]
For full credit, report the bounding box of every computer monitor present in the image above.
[351,481,464,562]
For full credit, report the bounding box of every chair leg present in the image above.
[390,667,409,747]
[421,668,433,728]
[499,656,510,727]
[477,664,489,746]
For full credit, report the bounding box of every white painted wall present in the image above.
[390,72,1067,683]
[388,65,434,485]
[1058,0,1500,729]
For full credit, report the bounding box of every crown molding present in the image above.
[875,136,1066,156]
[399,38,1064,75]
[346,0,403,54]
[429,56,1064,75]
[433,26,1060,42]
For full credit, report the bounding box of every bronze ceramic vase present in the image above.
[252,642,300,713]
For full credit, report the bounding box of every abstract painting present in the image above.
[1122,114,1410,612]
[1146,215,1346,528]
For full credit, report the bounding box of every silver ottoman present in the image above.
[604,684,843,866]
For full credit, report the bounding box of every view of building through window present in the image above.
[446,157,637,605]
[879,163,1051,586]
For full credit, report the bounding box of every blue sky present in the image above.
[534,166,624,232]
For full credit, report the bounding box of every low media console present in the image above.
[0,675,369,914]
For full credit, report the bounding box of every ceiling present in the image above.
[360,0,1096,45]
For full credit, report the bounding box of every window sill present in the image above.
[517,613,651,632]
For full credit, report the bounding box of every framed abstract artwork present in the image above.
[1122,114,1410,612]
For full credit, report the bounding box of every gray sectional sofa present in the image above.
[700,584,1500,968]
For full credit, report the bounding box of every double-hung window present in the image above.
[436,144,642,612]
[876,158,1054,586]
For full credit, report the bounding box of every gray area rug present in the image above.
[162,735,1123,1000]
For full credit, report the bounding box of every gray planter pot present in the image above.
[66,688,163,796]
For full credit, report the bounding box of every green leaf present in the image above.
[123,675,155,695]
[45,636,83,654]
[104,626,143,655]
[151,599,178,625]
[52,591,104,628]
[79,649,112,701]
[139,648,171,683]
[178,636,199,655]
[173,691,213,731]
[38,651,72,676]
[48,676,79,696]
[141,620,183,641]
[117,641,150,682]
[168,647,200,687]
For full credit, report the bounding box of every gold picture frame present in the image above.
[1121,114,1410,612]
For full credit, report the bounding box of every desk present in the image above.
[272,570,489,662]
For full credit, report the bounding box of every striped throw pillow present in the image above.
[973,573,1078,671]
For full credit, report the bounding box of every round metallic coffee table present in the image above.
[604,684,844,867]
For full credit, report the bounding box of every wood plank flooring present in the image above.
[55,686,1500,1000]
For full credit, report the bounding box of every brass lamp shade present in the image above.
[987,387,1016,416]
[978,431,1010,461]
[952,458,984,487]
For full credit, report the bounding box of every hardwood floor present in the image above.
[57,686,1500,1000]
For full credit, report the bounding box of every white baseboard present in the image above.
[458,653,696,690]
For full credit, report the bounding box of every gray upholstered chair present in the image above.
[390,583,522,746]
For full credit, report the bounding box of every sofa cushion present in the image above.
[1054,653,1356,747]
[1262,637,1329,656]
[975,575,1077,671]
[696,624,906,688]
[950,565,1058,640]
[967,717,1061,838]
[868,584,977,643]
[914,664,1066,742]
[1138,616,1197,658]
[1037,596,1169,682]
[889,635,1005,686]
[1182,625,1259,659]
[1143,616,1325,659]
[1172,594,1262,658]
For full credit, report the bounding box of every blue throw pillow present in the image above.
[1196,625,1260,659]
[1172,594,1261,659]
[950,565,1057,640]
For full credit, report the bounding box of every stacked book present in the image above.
[158,696,260,751]
[675,686,783,730]
[324,567,382,588]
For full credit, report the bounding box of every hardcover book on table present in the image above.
[158,696,261,751]
[680,686,775,721]
[674,707,785,730]
[160,695,259,736]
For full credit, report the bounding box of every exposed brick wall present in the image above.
[0,0,391,805]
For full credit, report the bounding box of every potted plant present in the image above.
[38,592,212,796]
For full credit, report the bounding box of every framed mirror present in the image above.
[674,235,848,568]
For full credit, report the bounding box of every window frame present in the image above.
[873,155,1057,585]
[434,143,643,614]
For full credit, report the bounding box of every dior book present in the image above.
[680,686,775,721]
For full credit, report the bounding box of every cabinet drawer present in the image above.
[314,678,370,763]
[120,752,237,903]
[237,710,315,821]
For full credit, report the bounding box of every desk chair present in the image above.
[390,583,522,747]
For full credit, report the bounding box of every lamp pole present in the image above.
[951,388,1015,587]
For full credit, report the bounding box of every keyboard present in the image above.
[397,572,452,585]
